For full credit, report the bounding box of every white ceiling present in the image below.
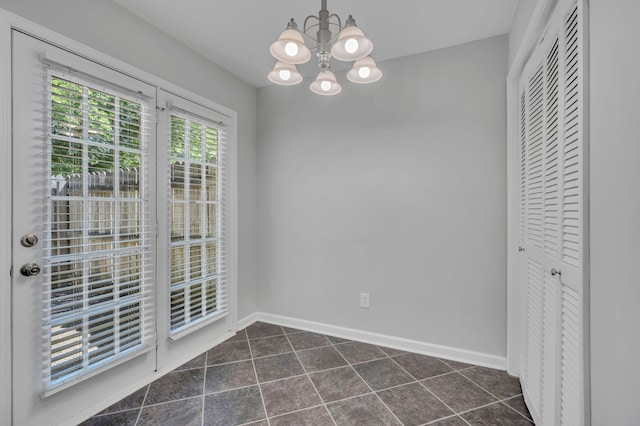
[112,0,519,88]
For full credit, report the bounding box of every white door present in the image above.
[517,0,589,425]
[12,31,236,425]
[11,32,159,425]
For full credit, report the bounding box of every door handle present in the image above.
[20,233,39,248]
[518,247,525,252]
[551,268,561,277]
[20,263,41,277]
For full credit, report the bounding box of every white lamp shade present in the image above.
[309,70,342,96]
[270,29,311,64]
[331,25,373,62]
[347,56,383,84]
[268,62,303,85]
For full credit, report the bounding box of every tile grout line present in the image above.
[498,395,534,423]
[138,393,208,409]
[246,328,271,426]
[411,365,511,425]
[200,349,209,426]
[264,402,327,424]
[281,330,338,426]
[418,413,471,426]
[447,396,534,423]
[386,356,460,423]
[133,384,151,426]
[328,340,405,425]
[457,368,524,406]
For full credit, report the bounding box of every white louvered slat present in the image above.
[520,90,527,240]
[542,270,558,425]
[559,4,585,426]
[562,5,582,270]
[561,286,581,426]
[527,66,544,248]
[544,39,560,258]
[526,258,543,414]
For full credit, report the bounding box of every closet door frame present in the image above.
[506,0,590,423]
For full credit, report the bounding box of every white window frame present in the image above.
[165,103,231,340]
[0,9,238,425]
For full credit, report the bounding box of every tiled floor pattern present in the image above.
[81,322,533,426]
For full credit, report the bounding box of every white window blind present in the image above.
[43,71,155,393]
[167,110,228,338]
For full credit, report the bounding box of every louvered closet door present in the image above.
[517,1,588,425]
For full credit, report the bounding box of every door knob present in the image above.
[20,263,41,277]
[20,234,39,248]
[551,268,561,277]
[518,247,525,252]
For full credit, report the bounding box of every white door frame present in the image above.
[0,9,239,425]
[0,12,13,426]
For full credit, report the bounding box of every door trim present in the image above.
[0,8,239,425]
[0,12,13,426]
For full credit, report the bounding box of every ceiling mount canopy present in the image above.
[268,0,382,96]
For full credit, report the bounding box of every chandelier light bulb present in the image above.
[345,39,359,54]
[358,66,371,79]
[284,42,299,57]
[268,61,303,85]
[331,16,373,62]
[310,70,342,95]
[347,56,383,84]
[279,69,292,81]
[270,20,311,65]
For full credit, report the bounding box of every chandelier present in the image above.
[267,0,383,95]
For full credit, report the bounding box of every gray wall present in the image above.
[0,0,259,318]
[590,0,640,424]
[257,35,509,357]
[508,0,538,68]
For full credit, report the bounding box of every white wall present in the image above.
[257,35,509,358]
[589,1,640,424]
[0,0,259,317]
[508,0,539,68]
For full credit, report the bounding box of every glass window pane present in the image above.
[45,76,151,389]
[171,116,186,159]
[189,163,202,202]
[168,114,223,332]
[170,245,185,285]
[205,128,218,163]
[171,202,186,241]
[189,122,203,160]
[206,165,217,202]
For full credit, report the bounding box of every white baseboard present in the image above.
[237,312,507,371]
[238,311,260,330]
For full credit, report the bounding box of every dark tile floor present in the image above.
[80,322,533,426]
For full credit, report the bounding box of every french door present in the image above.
[517,0,589,425]
[12,31,233,425]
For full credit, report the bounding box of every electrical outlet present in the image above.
[360,293,370,309]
